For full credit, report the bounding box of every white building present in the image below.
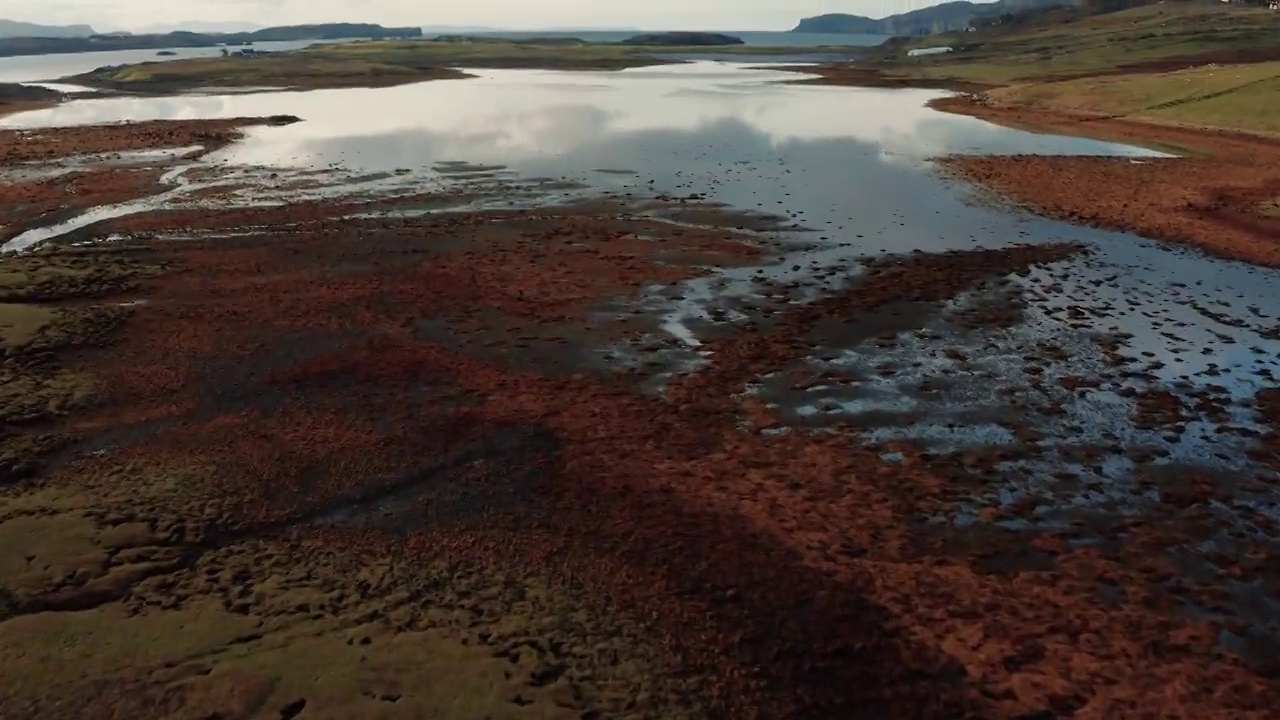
[906,46,954,58]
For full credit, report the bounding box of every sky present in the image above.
[6,1,968,32]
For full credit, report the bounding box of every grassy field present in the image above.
[990,60,1280,135]
[69,38,863,92]
[878,4,1280,84]
[845,4,1280,137]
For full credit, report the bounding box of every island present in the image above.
[0,23,423,58]
[0,18,95,38]
[620,32,745,46]
[62,37,856,94]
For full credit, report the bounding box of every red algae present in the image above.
[38,219,1274,719]
[930,97,1280,269]
[2,112,1278,720]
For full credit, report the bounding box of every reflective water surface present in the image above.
[3,63,1277,509]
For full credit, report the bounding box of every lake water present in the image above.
[3,63,1279,541]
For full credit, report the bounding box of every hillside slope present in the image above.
[792,0,1151,36]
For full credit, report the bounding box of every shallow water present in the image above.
[3,63,1278,492]
[1,63,1165,250]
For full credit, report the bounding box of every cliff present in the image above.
[0,23,422,57]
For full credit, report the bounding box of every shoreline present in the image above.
[782,62,1280,269]
[0,98,58,120]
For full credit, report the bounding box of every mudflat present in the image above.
[2,13,1280,720]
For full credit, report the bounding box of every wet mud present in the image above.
[2,88,1279,720]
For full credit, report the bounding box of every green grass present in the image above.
[882,4,1280,84]
[78,54,449,90]
[993,61,1280,135]
[1145,71,1280,133]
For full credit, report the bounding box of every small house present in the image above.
[907,46,954,58]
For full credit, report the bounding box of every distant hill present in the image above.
[793,0,1078,36]
[0,19,96,38]
[129,22,263,35]
[620,32,745,47]
[422,25,642,34]
[245,24,420,41]
[0,23,423,57]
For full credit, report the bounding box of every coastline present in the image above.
[783,63,1280,269]
[0,98,57,120]
[0,82,63,121]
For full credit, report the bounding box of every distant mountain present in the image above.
[129,21,263,35]
[0,19,96,38]
[0,23,422,58]
[793,0,1076,36]
[422,25,506,34]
